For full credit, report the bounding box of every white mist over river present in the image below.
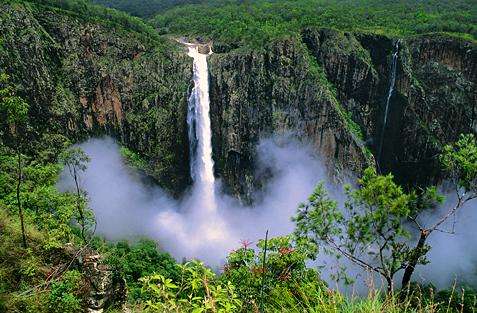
[58,136,477,289]
[58,45,328,265]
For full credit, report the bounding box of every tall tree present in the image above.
[401,134,477,288]
[294,134,477,294]
[294,170,413,293]
[0,72,29,248]
[59,147,93,242]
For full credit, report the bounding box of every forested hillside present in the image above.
[91,0,203,18]
[152,0,476,48]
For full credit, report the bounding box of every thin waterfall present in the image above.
[377,40,399,165]
[186,45,217,213]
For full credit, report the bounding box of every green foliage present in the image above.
[223,236,325,311]
[293,183,342,257]
[0,146,81,250]
[294,170,417,291]
[440,133,477,194]
[105,239,180,302]
[35,134,71,164]
[153,0,476,49]
[20,0,163,42]
[48,270,83,313]
[0,72,29,143]
[0,72,29,126]
[0,205,54,313]
[404,283,477,313]
[120,146,148,171]
[59,147,94,242]
[295,134,477,294]
[140,260,241,312]
[0,209,83,312]
[92,0,203,19]
[59,147,90,174]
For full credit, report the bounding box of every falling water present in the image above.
[187,45,217,213]
[377,40,399,165]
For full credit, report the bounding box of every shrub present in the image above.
[105,239,180,302]
[47,270,83,313]
[140,260,241,312]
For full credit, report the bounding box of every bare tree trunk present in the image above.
[402,230,429,288]
[386,276,394,294]
[17,152,27,248]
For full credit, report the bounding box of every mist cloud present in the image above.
[58,136,477,289]
[58,136,328,265]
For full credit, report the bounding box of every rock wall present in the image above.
[208,38,371,202]
[392,35,476,185]
[303,28,476,187]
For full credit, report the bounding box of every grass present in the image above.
[107,286,476,312]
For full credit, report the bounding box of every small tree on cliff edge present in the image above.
[294,134,477,294]
[59,147,94,243]
[0,72,29,248]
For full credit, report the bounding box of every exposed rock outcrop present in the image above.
[83,253,126,313]
[0,2,192,194]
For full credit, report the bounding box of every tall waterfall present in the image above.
[187,45,217,213]
[377,40,399,165]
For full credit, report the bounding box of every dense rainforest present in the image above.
[0,0,476,312]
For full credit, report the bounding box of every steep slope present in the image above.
[302,28,476,186]
[208,39,371,201]
[1,2,373,202]
[0,1,192,194]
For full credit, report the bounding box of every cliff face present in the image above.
[208,39,371,201]
[302,28,476,187]
[0,3,192,194]
[393,35,476,185]
[1,3,475,199]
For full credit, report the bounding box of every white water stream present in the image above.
[377,40,399,165]
[187,45,217,213]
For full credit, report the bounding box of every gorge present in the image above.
[1,2,475,202]
[377,40,399,166]
[0,0,476,312]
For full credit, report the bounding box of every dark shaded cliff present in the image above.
[208,39,371,201]
[302,28,476,187]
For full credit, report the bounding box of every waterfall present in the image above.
[187,45,217,213]
[377,40,399,165]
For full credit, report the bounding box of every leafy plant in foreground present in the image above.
[105,239,180,302]
[0,72,30,248]
[401,134,477,288]
[59,147,94,243]
[140,260,241,312]
[223,236,326,312]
